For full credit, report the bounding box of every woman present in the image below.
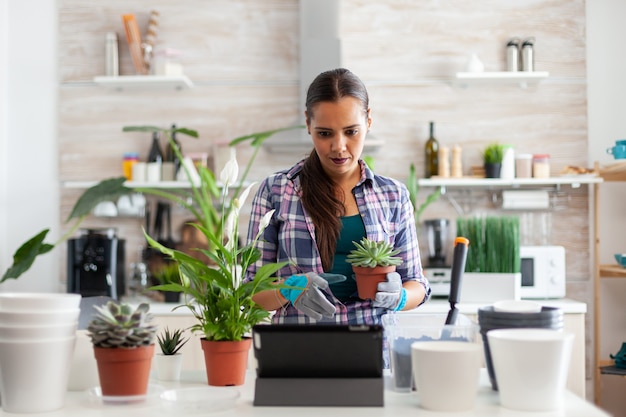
[244,68,430,324]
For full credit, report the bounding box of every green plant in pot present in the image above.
[483,143,505,178]
[152,262,182,303]
[155,327,189,382]
[346,238,403,300]
[86,301,157,397]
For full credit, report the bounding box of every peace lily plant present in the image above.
[1,125,301,304]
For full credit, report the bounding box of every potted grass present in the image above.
[483,143,505,178]
[86,301,157,397]
[346,238,403,300]
[152,262,182,303]
[155,327,189,382]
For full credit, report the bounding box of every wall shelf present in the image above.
[418,176,600,188]
[93,75,193,90]
[453,71,549,88]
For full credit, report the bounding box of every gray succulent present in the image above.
[87,301,157,348]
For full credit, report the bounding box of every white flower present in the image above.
[220,148,239,188]
[224,211,237,251]
[255,209,275,240]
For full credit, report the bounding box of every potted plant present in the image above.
[346,238,403,300]
[483,143,505,178]
[152,262,182,303]
[86,301,157,397]
[155,327,189,382]
[1,125,301,387]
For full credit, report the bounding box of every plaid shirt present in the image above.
[244,159,431,325]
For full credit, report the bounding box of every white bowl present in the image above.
[0,309,80,326]
[0,321,77,340]
[0,293,81,311]
[493,299,542,313]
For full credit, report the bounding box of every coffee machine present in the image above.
[422,219,452,297]
[67,228,125,299]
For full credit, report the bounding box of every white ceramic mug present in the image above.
[411,341,482,412]
[487,328,574,411]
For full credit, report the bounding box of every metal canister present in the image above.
[506,38,520,71]
[521,37,535,72]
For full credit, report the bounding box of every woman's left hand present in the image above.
[373,272,406,310]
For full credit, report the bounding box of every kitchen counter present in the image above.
[145,298,588,398]
[0,370,608,416]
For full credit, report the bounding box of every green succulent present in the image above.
[346,238,403,268]
[87,301,157,348]
[157,327,189,355]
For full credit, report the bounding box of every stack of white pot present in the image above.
[0,292,81,413]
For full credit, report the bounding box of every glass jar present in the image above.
[515,153,533,178]
[532,154,550,178]
[122,152,139,180]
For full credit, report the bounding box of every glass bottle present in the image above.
[424,121,439,178]
[164,123,181,172]
[146,132,163,182]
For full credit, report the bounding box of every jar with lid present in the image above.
[122,152,139,180]
[521,37,535,72]
[515,153,533,178]
[506,38,520,72]
[532,154,550,178]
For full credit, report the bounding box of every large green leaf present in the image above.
[1,230,54,283]
[122,125,199,138]
[67,177,132,221]
[228,125,304,147]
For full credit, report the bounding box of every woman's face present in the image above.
[306,96,372,181]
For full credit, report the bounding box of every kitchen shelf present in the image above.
[593,160,626,405]
[93,75,193,90]
[453,71,549,88]
[418,176,601,188]
[62,180,251,190]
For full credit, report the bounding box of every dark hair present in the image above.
[300,68,369,271]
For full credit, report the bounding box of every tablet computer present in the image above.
[252,324,384,378]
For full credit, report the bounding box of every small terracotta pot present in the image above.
[93,344,154,396]
[201,338,251,386]
[353,265,397,300]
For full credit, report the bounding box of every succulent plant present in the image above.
[346,238,403,268]
[87,301,157,348]
[157,327,189,355]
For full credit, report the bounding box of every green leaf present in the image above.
[228,125,305,147]
[1,230,54,283]
[67,177,132,221]
[122,125,199,139]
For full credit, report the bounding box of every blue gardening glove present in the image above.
[280,273,336,320]
[318,273,347,284]
[373,272,407,311]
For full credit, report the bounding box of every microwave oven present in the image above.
[519,245,566,299]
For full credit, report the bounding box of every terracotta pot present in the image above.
[353,265,397,300]
[93,345,154,396]
[201,338,251,386]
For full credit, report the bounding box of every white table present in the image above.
[0,370,608,416]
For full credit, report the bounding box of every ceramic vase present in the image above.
[93,344,154,396]
[352,265,396,300]
[201,338,251,386]
[155,352,183,381]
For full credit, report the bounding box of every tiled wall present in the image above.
[58,0,592,369]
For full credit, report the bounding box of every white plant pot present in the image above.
[155,353,183,382]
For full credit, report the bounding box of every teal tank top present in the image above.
[329,214,366,302]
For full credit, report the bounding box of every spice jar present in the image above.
[122,152,139,180]
[515,153,532,178]
[532,154,550,178]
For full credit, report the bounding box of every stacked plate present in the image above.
[478,303,563,391]
[0,293,81,413]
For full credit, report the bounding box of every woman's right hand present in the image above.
[280,273,336,320]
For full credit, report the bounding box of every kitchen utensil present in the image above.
[445,237,470,325]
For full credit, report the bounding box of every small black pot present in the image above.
[484,163,502,178]
[162,291,180,303]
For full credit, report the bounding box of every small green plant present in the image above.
[157,327,189,355]
[346,238,403,268]
[406,163,441,224]
[483,143,505,164]
[152,262,180,285]
[87,302,157,348]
